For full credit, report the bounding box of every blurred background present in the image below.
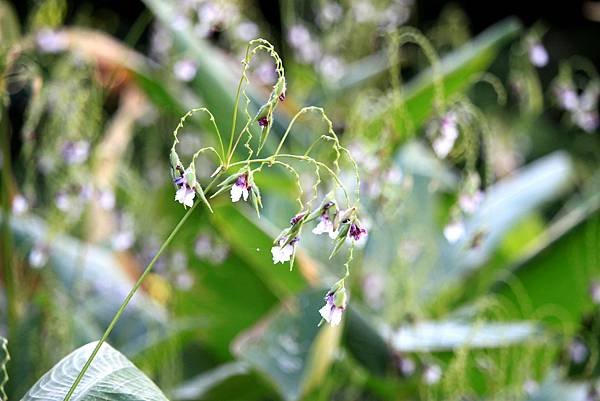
[1,0,599,400]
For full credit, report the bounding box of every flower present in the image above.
[12,194,29,215]
[319,286,347,326]
[173,59,197,82]
[62,140,90,165]
[312,214,336,238]
[174,168,196,208]
[432,113,459,158]
[36,29,67,53]
[444,219,465,243]
[556,87,579,111]
[423,364,442,384]
[29,242,48,269]
[175,186,196,208]
[459,190,484,214]
[528,42,549,67]
[271,237,298,264]
[349,222,367,241]
[230,173,250,202]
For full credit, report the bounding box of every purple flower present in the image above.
[230,173,250,202]
[349,222,367,241]
[319,286,347,326]
[271,237,298,264]
[258,116,269,128]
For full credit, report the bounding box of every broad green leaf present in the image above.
[171,361,250,400]
[491,191,600,332]
[21,341,167,401]
[233,289,342,401]
[9,215,166,347]
[210,202,310,296]
[364,18,521,147]
[381,320,539,352]
[425,151,575,301]
[343,307,393,377]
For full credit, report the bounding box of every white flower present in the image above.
[319,288,346,326]
[529,43,548,67]
[230,174,250,202]
[29,243,48,269]
[444,219,465,243]
[12,194,28,215]
[432,113,459,158]
[271,237,296,264]
[312,214,335,237]
[459,190,484,214]
[173,59,197,82]
[175,185,196,208]
[423,364,442,384]
[319,301,343,325]
[557,88,579,111]
[62,140,90,165]
[112,230,135,251]
[36,29,67,53]
[98,189,116,210]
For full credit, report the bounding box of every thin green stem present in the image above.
[226,50,250,164]
[62,175,221,400]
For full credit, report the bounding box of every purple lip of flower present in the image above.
[349,223,367,241]
[258,116,269,127]
[278,92,286,102]
[290,212,306,225]
[289,236,300,245]
[235,173,249,188]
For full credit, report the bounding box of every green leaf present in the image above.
[21,341,168,401]
[171,361,249,400]
[232,289,342,401]
[381,320,539,352]
[9,215,166,347]
[364,18,521,147]
[425,151,575,301]
[343,307,393,377]
[491,190,600,332]
[210,202,309,296]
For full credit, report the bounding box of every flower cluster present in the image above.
[167,39,363,327]
[270,199,367,268]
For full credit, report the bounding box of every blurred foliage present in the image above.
[1,0,599,400]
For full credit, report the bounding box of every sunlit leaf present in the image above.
[21,341,167,401]
[233,289,342,401]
